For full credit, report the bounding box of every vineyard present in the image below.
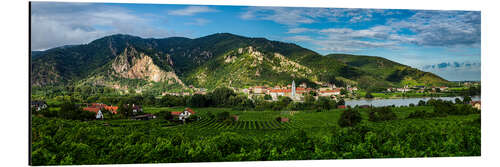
[31,105,481,165]
[177,118,305,130]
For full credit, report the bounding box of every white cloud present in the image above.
[186,18,211,26]
[168,6,218,16]
[241,7,328,26]
[30,2,179,51]
[283,10,480,53]
[388,10,481,47]
[286,28,313,34]
[241,7,388,26]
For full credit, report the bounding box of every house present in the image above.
[96,110,104,120]
[269,89,289,100]
[319,89,341,97]
[280,117,289,122]
[337,105,346,109]
[299,82,307,88]
[439,86,449,91]
[130,104,143,113]
[31,100,47,111]
[396,88,411,92]
[171,108,196,122]
[131,114,156,120]
[252,86,267,94]
[470,101,481,110]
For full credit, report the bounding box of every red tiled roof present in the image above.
[171,111,182,115]
[83,107,100,113]
[171,108,196,115]
[104,106,118,114]
[186,108,196,114]
[270,89,292,93]
[84,103,118,114]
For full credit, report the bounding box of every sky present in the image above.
[30,2,481,81]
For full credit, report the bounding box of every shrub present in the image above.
[206,112,215,119]
[338,108,362,127]
[368,107,397,122]
[264,94,272,100]
[407,110,430,119]
[157,110,173,120]
[418,100,426,106]
[58,102,95,121]
[216,111,230,121]
[315,96,336,110]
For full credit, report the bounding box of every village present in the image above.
[30,80,480,121]
[162,80,459,102]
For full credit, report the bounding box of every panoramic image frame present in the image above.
[29,1,481,166]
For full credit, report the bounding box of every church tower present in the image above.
[292,80,296,97]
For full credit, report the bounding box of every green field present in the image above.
[31,105,480,165]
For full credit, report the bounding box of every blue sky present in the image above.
[30,2,481,81]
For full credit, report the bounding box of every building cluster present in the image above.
[240,80,357,101]
[82,103,119,119]
[386,85,449,93]
[31,100,48,111]
[82,103,143,119]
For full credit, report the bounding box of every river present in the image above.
[345,96,481,107]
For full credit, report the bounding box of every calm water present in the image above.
[346,96,481,107]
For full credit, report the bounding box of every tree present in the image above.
[187,94,208,107]
[368,107,397,122]
[304,95,315,105]
[340,89,348,95]
[264,94,272,100]
[157,110,173,120]
[463,96,472,104]
[337,98,345,105]
[316,96,336,110]
[418,100,426,106]
[455,98,462,104]
[58,101,94,121]
[319,74,337,86]
[276,96,292,110]
[208,87,236,107]
[118,102,133,118]
[308,91,317,96]
[338,108,362,127]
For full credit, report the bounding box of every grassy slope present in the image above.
[327,54,450,87]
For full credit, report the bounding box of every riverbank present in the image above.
[345,96,481,107]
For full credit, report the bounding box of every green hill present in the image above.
[327,54,449,87]
[30,33,450,94]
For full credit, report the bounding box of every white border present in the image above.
[1,0,499,166]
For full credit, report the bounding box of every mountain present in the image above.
[327,54,449,87]
[31,33,450,94]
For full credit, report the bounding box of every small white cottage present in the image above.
[96,110,103,120]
